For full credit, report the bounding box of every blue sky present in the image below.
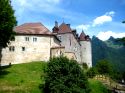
[11,0,125,41]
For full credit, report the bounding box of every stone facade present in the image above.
[53,22,92,67]
[1,22,92,67]
[1,35,61,65]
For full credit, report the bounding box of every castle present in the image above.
[1,21,92,67]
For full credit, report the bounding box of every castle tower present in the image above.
[79,31,92,67]
[52,21,59,33]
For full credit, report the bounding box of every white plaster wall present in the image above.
[1,35,60,65]
[80,41,92,67]
[57,33,81,63]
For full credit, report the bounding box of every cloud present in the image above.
[97,31,125,41]
[76,24,90,31]
[92,11,115,27]
[12,0,61,13]
[11,0,89,25]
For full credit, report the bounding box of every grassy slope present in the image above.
[0,62,109,93]
[0,62,46,93]
[89,79,110,93]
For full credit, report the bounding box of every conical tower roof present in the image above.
[79,31,86,41]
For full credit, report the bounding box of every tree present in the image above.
[87,67,97,78]
[0,0,16,66]
[43,56,90,93]
[95,59,113,75]
[82,63,88,70]
[0,0,17,47]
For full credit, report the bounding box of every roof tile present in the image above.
[14,22,52,35]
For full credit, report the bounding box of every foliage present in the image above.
[0,62,46,93]
[92,36,125,71]
[82,63,88,70]
[87,67,97,78]
[0,61,111,93]
[0,0,17,47]
[95,59,113,75]
[122,71,125,81]
[43,56,90,93]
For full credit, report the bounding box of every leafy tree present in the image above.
[87,67,97,78]
[0,0,17,48]
[0,0,16,67]
[122,71,125,81]
[43,56,90,93]
[95,59,113,75]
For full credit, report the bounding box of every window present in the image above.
[9,46,15,52]
[22,47,25,51]
[33,37,37,42]
[70,39,71,46]
[25,37,29,41]
[58,36,61,41]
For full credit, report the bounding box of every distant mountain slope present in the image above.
[92,36,125,71]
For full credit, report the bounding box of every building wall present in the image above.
[64,52,77,60]
[51,47,65,57]
[80,41,92,67]
[1,35,60,66]
[57,33,81,63]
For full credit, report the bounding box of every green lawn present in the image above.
[0,62,110,93]
[0,62,47,93]
[89,79,110,93]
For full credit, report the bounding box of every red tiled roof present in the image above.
[14,22,52,35]
[58,23,72,33]
[79,31,86,41]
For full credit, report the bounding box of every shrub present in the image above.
[43,56,90,93]
[87,67,97,78]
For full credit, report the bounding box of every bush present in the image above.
[87,67,97,78]
[95,59,113,75]
[43,56,90,93]
[82,63,88,70]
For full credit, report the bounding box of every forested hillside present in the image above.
[92,36,125,71]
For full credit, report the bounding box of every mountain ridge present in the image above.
[92,36,125,71]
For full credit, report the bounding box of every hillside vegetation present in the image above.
[0,62,109,93]
[92,36,125,71]
[0,62,46,93]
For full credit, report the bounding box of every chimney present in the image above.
[55,21,58,27]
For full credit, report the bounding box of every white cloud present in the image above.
[97,31,125,41]
[92,11,115,27]
[107,11,115,16]
[12,0,61,14]
[76,24,90,31]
